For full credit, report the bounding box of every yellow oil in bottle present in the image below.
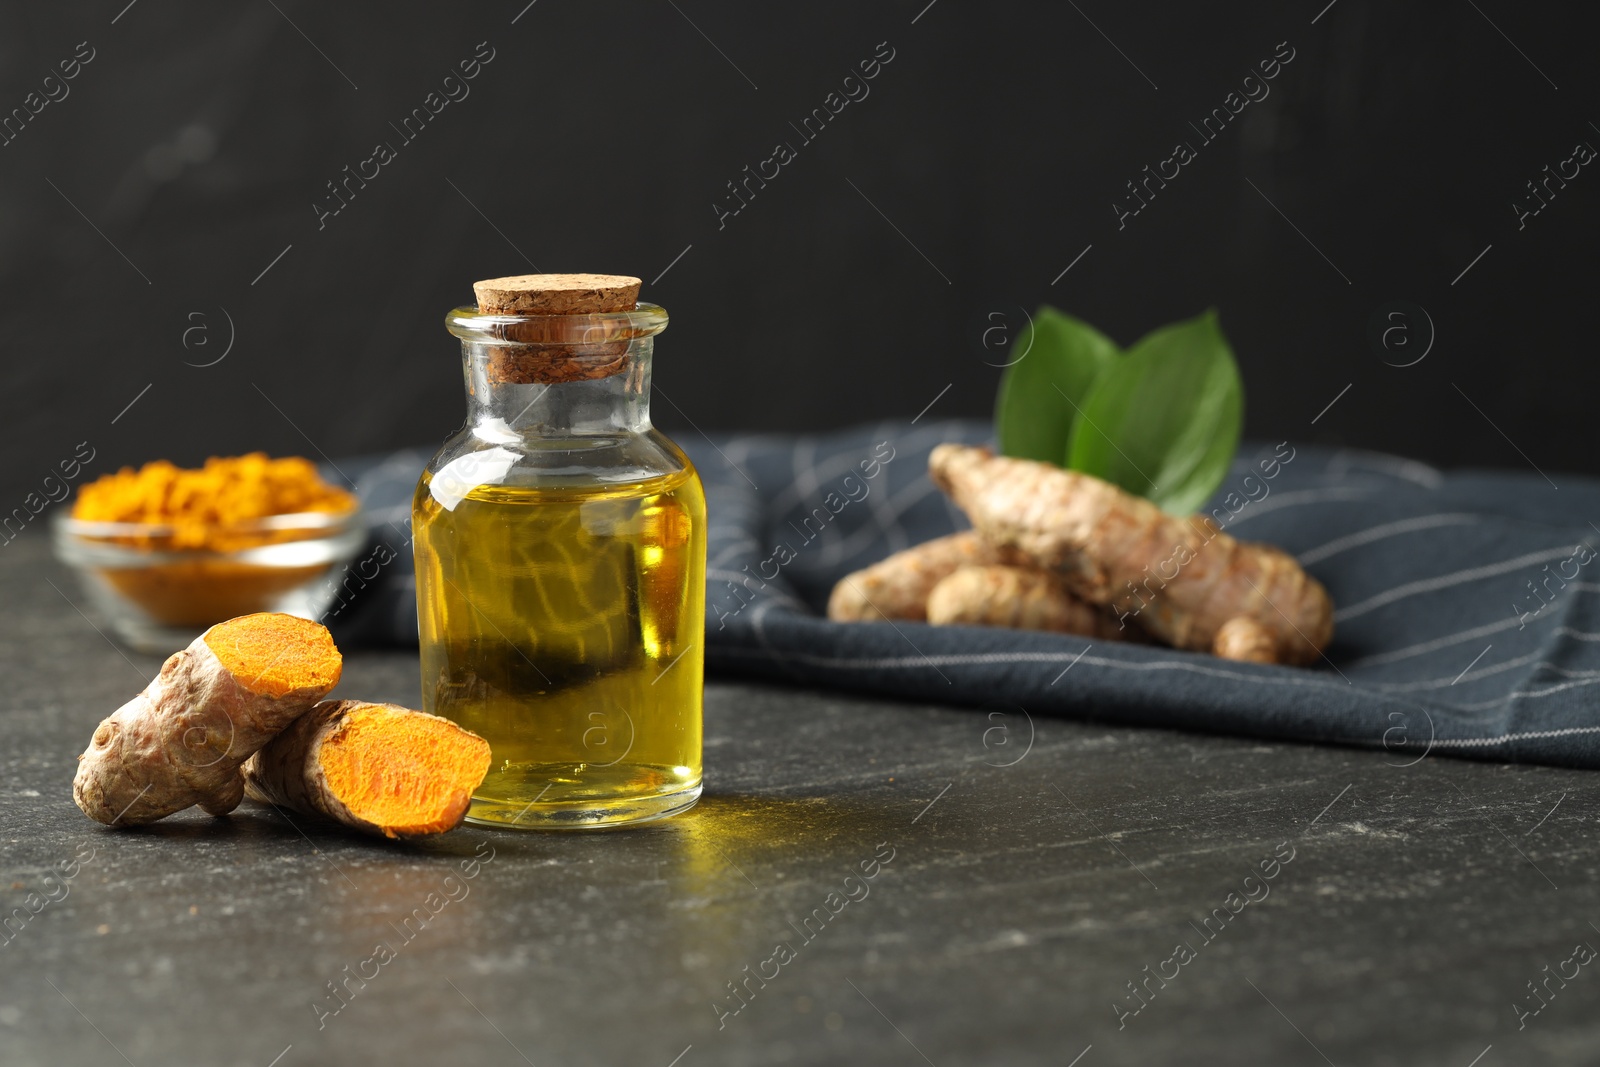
[412,466,706,828]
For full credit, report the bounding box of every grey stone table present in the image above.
[3,534,1597,1067]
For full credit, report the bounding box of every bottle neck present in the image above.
[460,338,654,438]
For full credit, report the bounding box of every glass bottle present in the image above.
[411,282,706,829]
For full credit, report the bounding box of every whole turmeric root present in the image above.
[827,531,1000,622]
[926,565,1135,639]
[1212,616,1279,664]
[827,531,1136,639]
[74,613,342,826]
[243,700,491,839]
[928,445,1333,665]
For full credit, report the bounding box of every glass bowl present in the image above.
[52,504,367,654]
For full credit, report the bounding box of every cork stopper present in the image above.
[474,273,641,316]
[472,273,644,385]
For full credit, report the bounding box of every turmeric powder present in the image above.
[74,613,343,825]
[72,453,356,552]
[69,455,358,627]
[927,445,1333,666]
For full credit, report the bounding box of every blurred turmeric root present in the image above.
[827,533,1128,640]
[826,531,998,622]
[927,445,1332,666]
[926,565,1135,639]
[826,448,1333,667]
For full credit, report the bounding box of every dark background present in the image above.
[2,0,1594,506]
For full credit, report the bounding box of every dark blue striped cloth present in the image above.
[334,421,1600,770]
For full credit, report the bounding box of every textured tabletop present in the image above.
[2,535,1596,1067]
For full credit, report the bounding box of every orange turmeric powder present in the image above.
[70,455,358,627]
[72,454,356,551]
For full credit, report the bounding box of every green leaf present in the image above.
[994,307,1119,465]
[1066,309,1242,515]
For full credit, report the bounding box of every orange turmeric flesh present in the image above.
[204,613,343,698]
[245,701,492,839]
[318,707,491,836]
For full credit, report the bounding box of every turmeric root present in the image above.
[1212,616,1279,663]
[243,700,491,839]
[928,445,1333,665]
[74,613,342,826]
[827,531,1000,622]
[927,565,1135,639]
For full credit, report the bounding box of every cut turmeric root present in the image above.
[927,565,1135,639]
[928,445,1333,665]
[74,613,342,826]
[243,700,491,839]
